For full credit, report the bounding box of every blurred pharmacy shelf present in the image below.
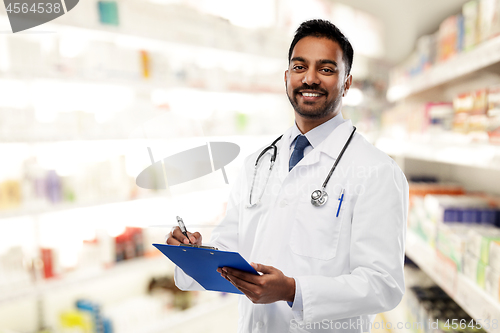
[387,34,500,102]
[0,255,166,305]
[406,230,500,333]
[0,193,163,219]
[376,136,500,171]
[142,293,239,333]
[0,12,286,91]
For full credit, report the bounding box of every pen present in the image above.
[336,189,344,217]
[176,216,192,244]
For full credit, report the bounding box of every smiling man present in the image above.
[167,19,408,333]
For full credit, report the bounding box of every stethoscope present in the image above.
[247,126,356,208]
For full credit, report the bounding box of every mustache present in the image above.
[293,84,328,95]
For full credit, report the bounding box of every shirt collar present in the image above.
[289,112,345,149]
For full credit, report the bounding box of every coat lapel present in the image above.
[295,120,354,168]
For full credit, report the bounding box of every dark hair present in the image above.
[288,19,354,76]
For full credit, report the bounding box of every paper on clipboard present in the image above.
[152,243,258,294]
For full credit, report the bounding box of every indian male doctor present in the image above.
[167,19,409,333]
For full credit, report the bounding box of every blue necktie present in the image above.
[289,135,310,171]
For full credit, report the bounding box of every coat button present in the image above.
[256,321,264,329]
[279,200,288,208]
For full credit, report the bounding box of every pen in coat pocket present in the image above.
[336,189,345,217]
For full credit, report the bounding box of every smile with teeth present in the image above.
[301,92,322,97]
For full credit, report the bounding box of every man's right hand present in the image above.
[166,227,202,246]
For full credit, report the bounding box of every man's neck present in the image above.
[295,110,341,134]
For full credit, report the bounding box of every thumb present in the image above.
[251,262,273,274]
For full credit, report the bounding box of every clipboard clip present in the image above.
[179,243,218,250]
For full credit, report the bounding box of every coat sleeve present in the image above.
[174,161,246,291]
[295,160,408,323]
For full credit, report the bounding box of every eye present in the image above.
[321,68,334,73]
[292,65,305,71]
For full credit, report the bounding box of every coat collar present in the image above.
[276,119,355,183]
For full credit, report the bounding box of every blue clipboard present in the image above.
[152,243,258,295]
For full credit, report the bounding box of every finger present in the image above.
[223,267,262,285]
[188,231,202,245]
[223,272,259,296]
[166,231,181,245]
[251,262,274,274]
[172,227,190,244]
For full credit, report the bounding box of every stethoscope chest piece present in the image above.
[311,189,328,207]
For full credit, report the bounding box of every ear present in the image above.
[284,70,289,87]
[342,74,352,97]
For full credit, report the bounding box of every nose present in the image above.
[302,68,320,86]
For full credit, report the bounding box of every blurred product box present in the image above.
[457,14,465,53]
[487,84,500,143]
[114,227,144,262]
[409,182,465,200]
[477,259,487,288]
[0,246,32,293]
[485,264,500,300]
[469,89,489,132]
[491,0,500,37]
[489,240,500,271]
[436,223,470,271]
[453,92,474,133]
[438,16,459,62]
[426,102,454,132]
[416,34,435,71]
[450,85,500,137]
[59,310,94,333]
[0,180,22,210]
[463,0,480,50]
[478,0,500,42]
[463,251,480,282]
[423,194,490,224]
[466,228,500,264]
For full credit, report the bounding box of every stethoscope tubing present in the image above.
[320,126,356,190]
[249,126,356,207]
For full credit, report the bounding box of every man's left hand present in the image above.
[217,263,295,304]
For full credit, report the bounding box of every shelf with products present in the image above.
[406,230,500,333]
[141,293,239,333]
[387,0,500,104]
[0,8,287,93]
[387,34,500,102]
[375,135,500,171]
[0,0,291,143]
[0,189,232,304]
[385,2,500,323]
[0,254,167,305]
[0,186,232,332]
[0,192,164,220]
[0,75,290,142]
[0,135,279,218]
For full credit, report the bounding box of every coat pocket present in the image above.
[289,192,346,261]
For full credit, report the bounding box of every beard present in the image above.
[286,83,342,120]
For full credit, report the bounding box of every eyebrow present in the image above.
[290,57,338,67]
[318,59,338,67]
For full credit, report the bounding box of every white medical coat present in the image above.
[175,120,409,333]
